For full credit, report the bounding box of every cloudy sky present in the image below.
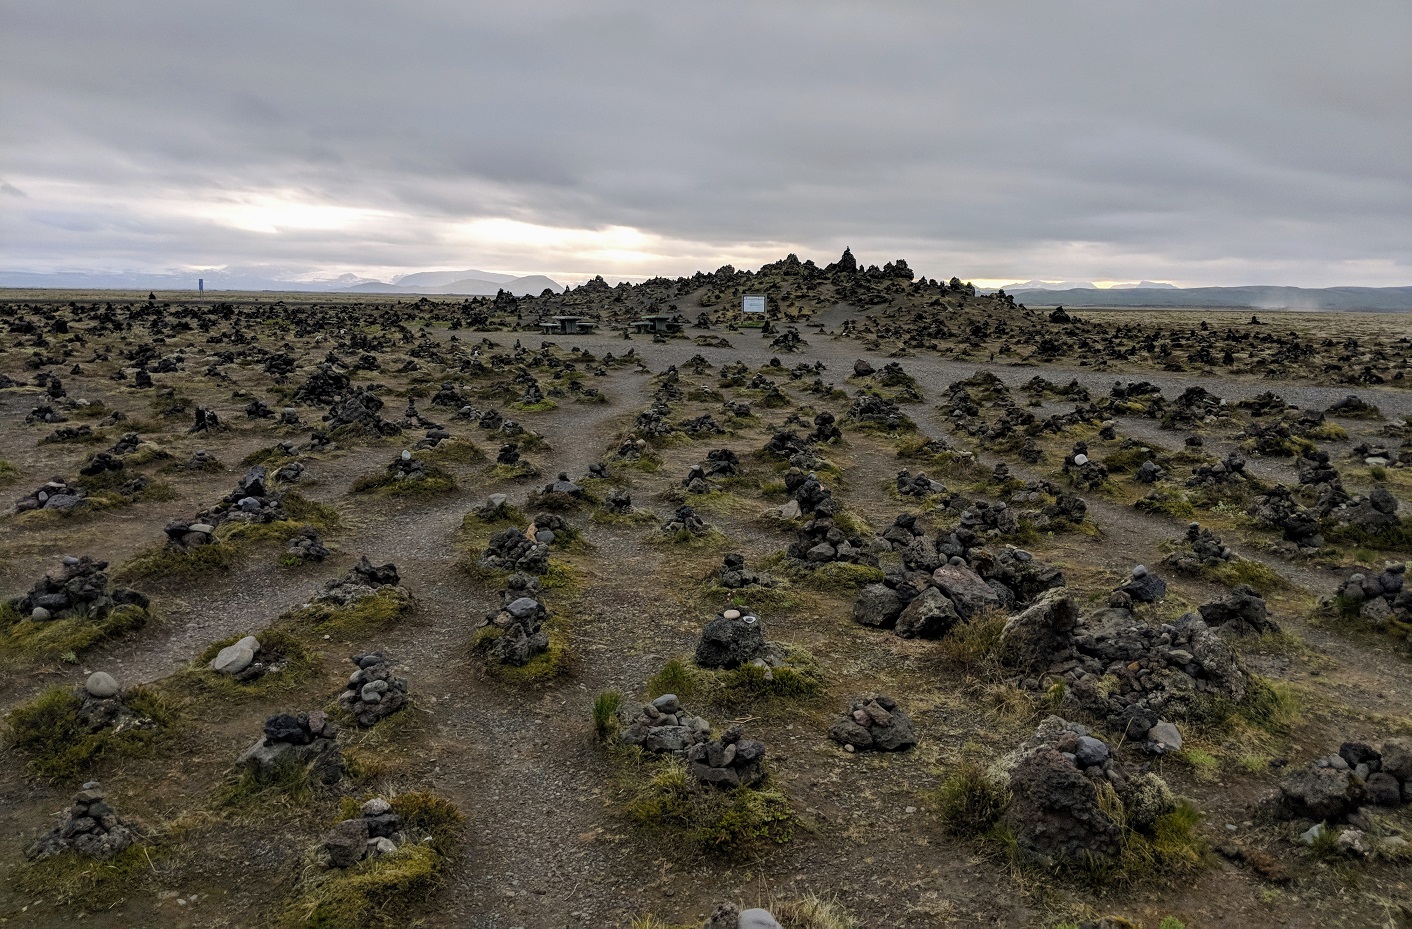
[2,2,1409,287]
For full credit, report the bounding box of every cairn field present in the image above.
[2,251,1411,929]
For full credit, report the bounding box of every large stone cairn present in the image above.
[25,782,141,861]
[1328,486,1402,534]
[323,386,402,435]
[236,711,343,784]
[853,560,999,639]
[828,695,918,752]
[1001,587,1248,752]
[616,693,711,755]
[687,725,767,788]
[9,555,149,622]
[481,574,551,666]
[337,652,409,726]
[1187,452,1252,492]
[480,526,551,574]
[717,553,775,590]
[1000,716,1177,867]
[1279,738,1412,825]
[322,798,405,869]
[847,392,905,431]
[1295,450,1348,513]
[14,476,86,513]
[1333,562,1409,628]
[317,556,403,607]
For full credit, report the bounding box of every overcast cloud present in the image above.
[2,1,1409,286]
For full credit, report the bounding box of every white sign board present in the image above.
[742,294,766,314]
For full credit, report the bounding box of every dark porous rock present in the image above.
[895,586,961,639]
[9,555,148,622]
[322,798,406,869]
[1117,565,1167,603]
[1198,585,1277,635]
[931,562,1001,618]
[479,526,551,574]
[999,587,1080,673]
[480,575,551,667]
[1280,765,1362,822]
[1001,717,1175,867]
[828,695,917,752]
[237,711,343,785]
[694,609,767,669]
[718,552,774,590]
[853,583,904,629]
[687,726,766,788]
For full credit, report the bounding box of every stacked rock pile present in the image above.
[1333,562,1409,628]
[662,504,712,538]
[777,468,838,520]
[847,393,905,431]
[852,560,998,639]
[687,726,767,788]
[1162,522,1237,572]
[1000,588,1247,752]
[479,526,551,574]
[285,528,329,563]
[480,574,550,666]
[322,798,404,869]
[786,515,876,567]
[323,387,402,435]
[527,512,569,546]
[1000,717,1177,866]
[717,553,774,590]
[1113,564,1167,603]
[1062,444,1110,490]
[616,693,711,755]
[14,477,86,513]
[828,695,918,752]
[809,411,841,443]
[603,488,634,515]
[1198,585,1279,635]
[236,711,343,784]
[1328,487,1402,533]
[1281,739,1412,821]
[24,782,140,861]
[382,450,431,483]
[316,556,403,607]
[9,555,149,622]
[1247,486,1324,549]
[337,652,409,726]
[1187,452,1252,490]
[895,469,946,498]
[164,466,286,549]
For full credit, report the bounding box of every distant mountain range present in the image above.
[1005,285,1412,312]
[0,268,564,296]
[1002,280,1179,291]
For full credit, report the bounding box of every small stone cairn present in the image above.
[687,725,767,788]
[616,693,711,755]
[337,652,409,726]
[828,695,918,752]
[25,782,141,861]
[322,798,405,869]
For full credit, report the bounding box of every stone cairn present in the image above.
[70,671,158,737]
[853,560,1002,639]
[381,449,432,483]
[285,528,330,563]
[999,716,1177,867]
[828,695,918,753]
[322,798,405,869]
[9,555,149,622]
[998,586,1248,753]
[1246,485,1323,549]
[317,556,403,607]
[337,652,409,726]
[661,504,712,539]
[480,573,550,666]
[1333,562,1409,628]
[1278,739,1412,854]
[694,608,767,670]
[786,515,877,568]
[702,903,783,929]
[615,693,712,755]
[236,711,343,785]
[480,525,551,574]
[687,725,767,788]
[25,782,141,861]
[164,466,285,550]
[717,553,775,590]
[14,477,86,513]
[1162,522,1237,572]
